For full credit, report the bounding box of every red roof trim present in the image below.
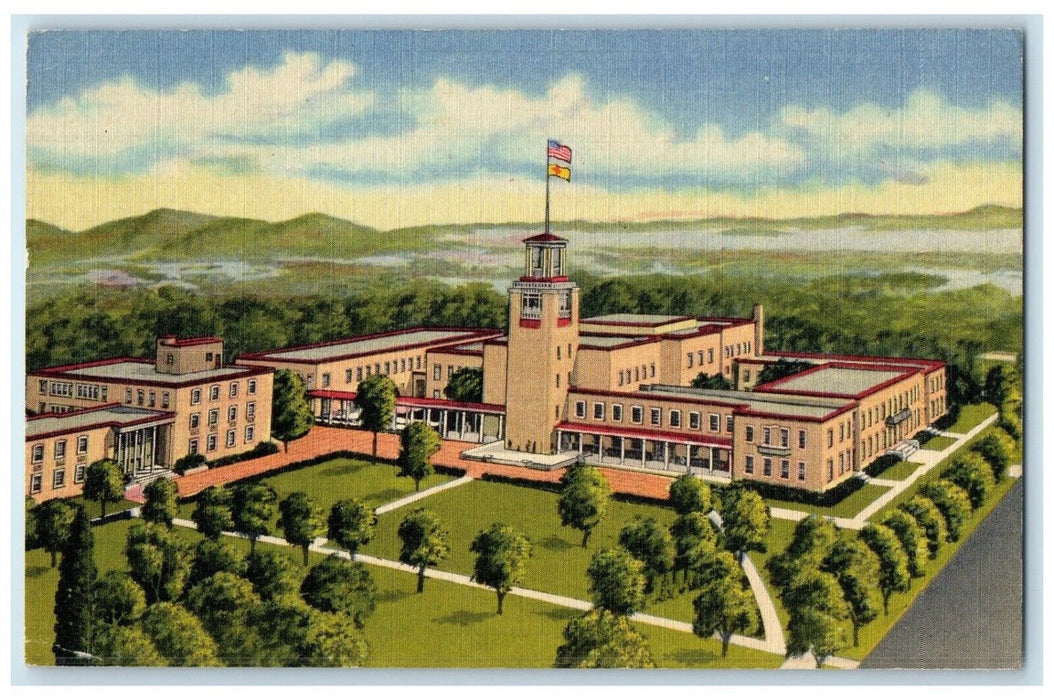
[238,327,503,364]
[26,408,176,441]
[158,336,222,347]
[428,347,485,358]
[30,360,273,388]
[581,315,694,328]
[557,421,733,448]
[523,233,567,243]
[776,351,946,372]
[755,363,919,400]
[519,276,569,283]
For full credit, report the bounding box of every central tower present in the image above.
[504,233,580,454]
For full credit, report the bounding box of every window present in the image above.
[385,362,391,375]
[798,461,806,481]
[75,464,86,483]
[126,388,133,403]
[166,352,174,365]
[745,455,754,474]
[669,410,681,428]
[650,408,662,426]
[708,348,714,363]
[631,406,643,424]
[245,426,255,443]
[618,371,624,387]
[206,352,214,362]
[709,414,719,431]
[744,370,751,383]
[687,353,694,368]
[433,365,441,380]
[650,364,656,378]
[447,365,454,378]
[839,453,845,473]
[401,359,407,373]
[839,423,844,442]
[798,430,807,449]
[763,427,771,445]
[575,402,586,419]
[356,368,363,382]
[55,440,66,460]
[190,388,201,405]
[726,416,734,433]
[248,379,257,395]
[206,435,217,452]
[149,391,156,407]
[226,430,236,448]
[38,379,47,393]
[417,356,423,370]
[698,351,704,365]
[247,402,256,420]
[827,429,834,448]
[433,390,440,398]
[763,458,772,477]
[612,404,623,422]
[593,403,605,420]
[555,373,560,388]
[228,406,238,422]
[780,428,789,448]
[190,413,200,429]
[345,369,353,383]
[30,474,42,494]
[53,469,66,489]
[780,460,790,479]
[137,390,144,406]
[209,385,220,401]
[689,412,701,430]
[76,435,88,454]
[745,426,754,443]
[31,444,43,463]
[321,373,330,388]
[161,391,170,409]
[208,409,218,426]
[557,346,561,360]
[189,439,199,455]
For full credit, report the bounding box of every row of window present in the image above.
[685,348,716,369]
[826,416,855,448]
[744,455,806,481]
[188,426,255,454]
[317,355,426,388]
[27,464,86,494]
[826,448,855,482]
[188,402,256,428]
[190,379,258,405]
[930,374,945,392]
[724,340,752,359]
[30,434,91,463]
[573,400,733,433]
[616,364,657,387]
[743,425,808,449]
[37,381,110,401]
[127,388,171,409]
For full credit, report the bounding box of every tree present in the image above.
[970,429,1015,482]
[470,523,533,615]
[720,486,770,562]
[185,572,266,664]
[557,464,611,547]
[231,482,278,553]
[821,537,882,646]
[859,524,911,614]
[920,479,973,542]
[298,609,370,667]
[327,498,377,555]
[141,478,179,528]
[397,509,450,593]
[942,453,995,509]
[397,421,441,492]
[141,602,221,666]
[189,537,243,585]
[783,568,853,668]
[36,498,75,567]
[692,572,759,657]
[93,571,147,627]
[691,372,732,390]
[767,514,840,590]
[900,496,947,556]
[25,496,38,550]
[53,504,96,665]
[984,364,1009,406]
[83,458,125,518]
[618,516,675,593]
[668,473,711,515]
[444,366,483,403]
[586,548,647,616]
[670,511,718,587]
[271,368,314,451]
[91,625,166,667]
[300,555,378,628]
[355,373,398,463]
[554,609,655,669]
[881,510,930,579]
[243,549,299,601]
[124,521,191,604]
[191,485,233,540]
[757,358,812,386]
[278,491,325,565]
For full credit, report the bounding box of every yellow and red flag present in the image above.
[548,162,571,181]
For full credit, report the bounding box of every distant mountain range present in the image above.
[26,205,1022,266]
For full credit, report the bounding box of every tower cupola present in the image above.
[522,233,568,281]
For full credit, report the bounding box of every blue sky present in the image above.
[25,29,1024,229]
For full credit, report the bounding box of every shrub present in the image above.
[997,405,1021,441]
[919,480,972,542]
[173,453,207,475]
[208,442,280,468]
[971,429,1015,481]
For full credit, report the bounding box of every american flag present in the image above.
[547,139,572,163]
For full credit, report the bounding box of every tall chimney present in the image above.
[752,303,764,356]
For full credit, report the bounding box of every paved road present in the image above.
[861,478,1023,669]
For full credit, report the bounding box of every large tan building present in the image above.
[26,336,274,495]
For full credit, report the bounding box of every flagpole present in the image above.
[544,141,551,234]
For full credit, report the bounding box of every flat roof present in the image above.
[244,328,498,363]
[27,405,173,439]
[579,334,654,349]
[58,360,253,385]
[582,314,692,326]
[639,385,852,420]
[761,366,905,396]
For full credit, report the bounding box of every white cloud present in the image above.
[780,89,1022,154]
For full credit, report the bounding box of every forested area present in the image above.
[26,270,1021,409]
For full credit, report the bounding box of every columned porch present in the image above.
[556,426,732,477]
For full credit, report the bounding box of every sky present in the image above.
[25,29,1024,230]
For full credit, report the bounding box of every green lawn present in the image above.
[176,457,454,533]
[877,461,923,482]
[763,483,890,520]
[947,403,997,434]
[73,496,141,520]
[25,516,783,669]
[918,435,956,451]
[751,518,798,631]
